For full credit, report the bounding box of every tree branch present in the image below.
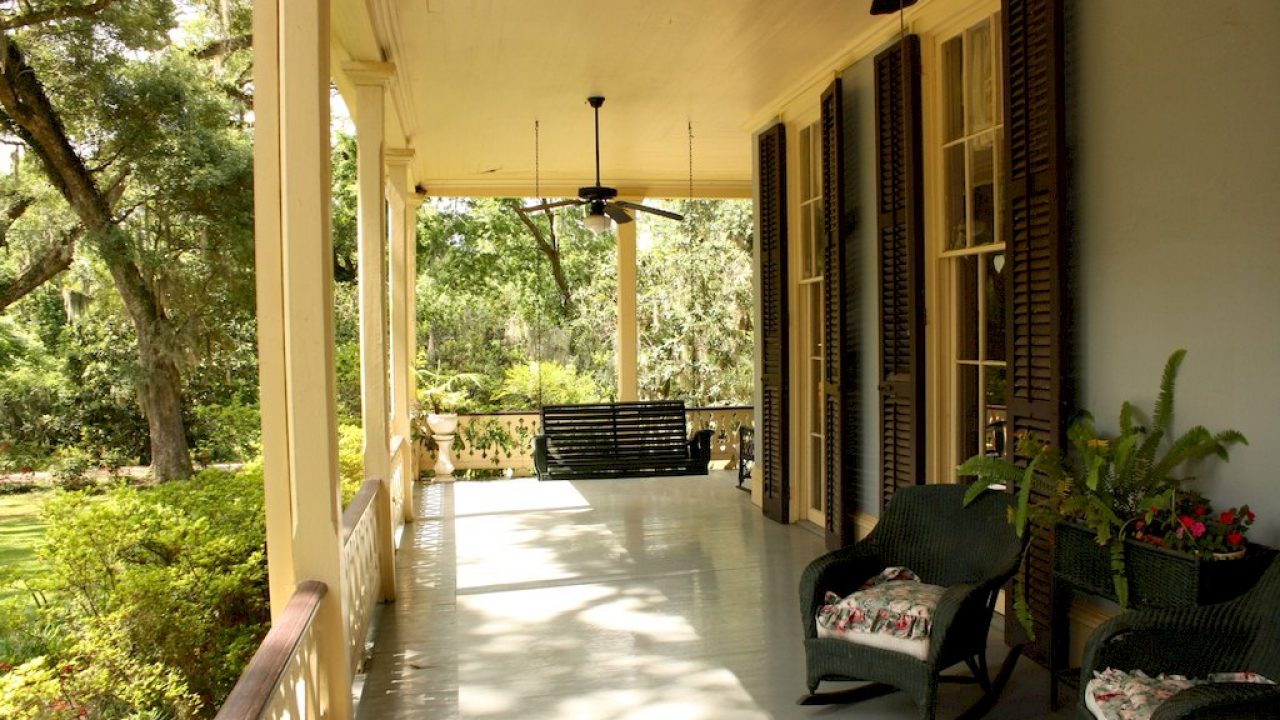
[512,203,572,309]
[193,33,251,59]
[0,227,77,312]
[0,0,119,31]
[0,192,33,249]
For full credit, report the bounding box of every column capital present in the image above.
[342,60,395,86]
[384,148,415,205]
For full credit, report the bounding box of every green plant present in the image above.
[416,366,482,414]
[48,447,95,492]
[960,349,1247,635]
[497,360,602,407]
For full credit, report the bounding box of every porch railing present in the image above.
[416,405,754,476]
[390,434,410,528]
[341,477,382,674]
[214,581,328,720]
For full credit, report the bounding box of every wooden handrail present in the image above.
[215,581,327,720]
[342,478,381,546]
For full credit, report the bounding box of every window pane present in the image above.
[985,365,1007,414]
[814,197,827,266]
[799,126,812,199]
[945,143,966,250]
[800,206,813,277]
[957,256,978,361]
[970,134,996,246]
[810,435,824,512]
[966,21,994,133]
[942,37,964,142]
[985,253,1007,361]
[958,364,980,464]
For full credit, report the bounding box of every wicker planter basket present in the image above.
[1054,522,1276,608]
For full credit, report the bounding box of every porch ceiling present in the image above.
[331,0,893,199]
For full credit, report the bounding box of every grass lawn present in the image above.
[0,492,47,574]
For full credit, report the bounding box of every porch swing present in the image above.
[517,117,713,481]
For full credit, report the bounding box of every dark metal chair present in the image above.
[798,484,1025,720]
[1079,554,1280,719]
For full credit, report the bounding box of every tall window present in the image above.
[940,12,1007,470]
[797,120,826,524]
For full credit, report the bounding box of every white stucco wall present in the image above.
[1070,0,1280,544]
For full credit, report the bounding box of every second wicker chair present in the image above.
[798,483,1025,720]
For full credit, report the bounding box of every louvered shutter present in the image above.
[874,36,924,512]
[820,78,856,549]
[758,123,790,524]
[1003,0,1070,658]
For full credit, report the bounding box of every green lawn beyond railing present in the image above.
[0,491,47,576]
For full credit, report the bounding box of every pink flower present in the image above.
[1228,531,1244,547]
[1191,521,1206,539]
[1135,520,1146,531]
[1194,506,1208,517]
[1221,511,1236,525]
[1180,514,1195,528]
[1246,510,1257,523]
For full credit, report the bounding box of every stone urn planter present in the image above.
[426,413,458,481]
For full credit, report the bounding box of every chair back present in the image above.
[869,484,1022,587]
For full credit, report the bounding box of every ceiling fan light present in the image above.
[584,211,612,235]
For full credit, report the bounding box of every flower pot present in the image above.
[1212,548,1247,561]
[1054,522,1275,608]
[426,412,458,435]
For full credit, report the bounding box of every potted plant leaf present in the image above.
[959,349,1253,636]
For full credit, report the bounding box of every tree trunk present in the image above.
[137,326,193,480]
[0,35,193,480]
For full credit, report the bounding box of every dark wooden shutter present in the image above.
[758,123,790,524]
[874,36,924,512]
[1003,0,1069,659]
[820,78,856,549]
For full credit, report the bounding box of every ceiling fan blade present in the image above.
[614,200,685,222]
[520,198,584,213]
[604,203,633,224]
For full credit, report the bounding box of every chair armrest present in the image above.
[1152,683,1280,720]
[798,543,883,638]
[1081,606,1250,687]
[533,435,548,480]
[927,581,998,664]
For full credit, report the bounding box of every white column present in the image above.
[346,60,397,603]
[386,149,420,522]
[616,205,639,401]
[253,0,351,716]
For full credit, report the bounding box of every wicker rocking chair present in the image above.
[1079,554,1280,720]
[798,484,1026,720]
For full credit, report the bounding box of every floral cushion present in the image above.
[1084,668,1275,720]
[815,567,945,661]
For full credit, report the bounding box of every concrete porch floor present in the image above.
[355,471,1078,719]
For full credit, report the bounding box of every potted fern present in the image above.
[960,349,1259,635]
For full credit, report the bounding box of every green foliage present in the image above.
[337,424,365,505]
[961,349,1249,632]
[190,401,260,465]
[1,468,269,717]
[636,200,755,405]
[48,447,94,492]
[497,360,602,407]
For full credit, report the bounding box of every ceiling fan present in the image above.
[520,96,684,235]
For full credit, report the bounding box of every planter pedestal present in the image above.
[432,434,456,481]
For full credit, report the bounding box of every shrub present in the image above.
[498,360,603,407]
[1,468,269,717]
[190,400,261,464]
[48,447,94,491]
[337,423,364,505]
